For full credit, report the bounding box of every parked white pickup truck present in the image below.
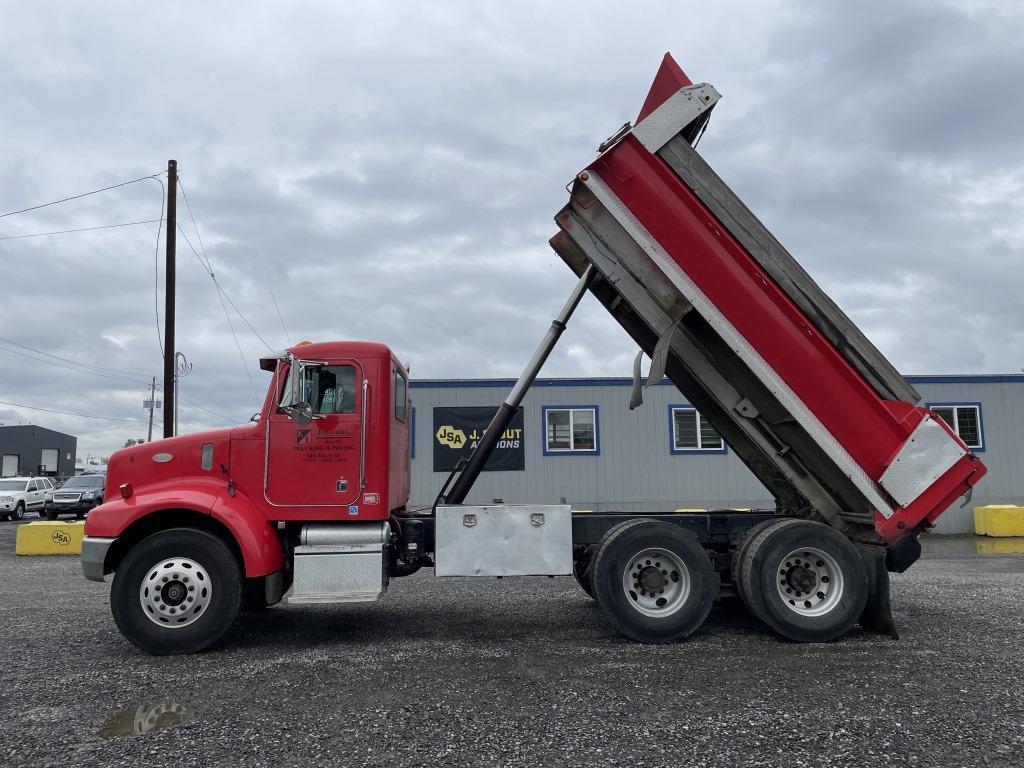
[0,477,53,520]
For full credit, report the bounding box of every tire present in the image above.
[591,519,718,643]
[731,518,788,605]
[11,502,25,521]
[111,528,243,655]
[739,519,867,643]
[44,508,58,521]
[573,552,595,599]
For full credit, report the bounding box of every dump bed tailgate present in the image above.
[550,55,986,545]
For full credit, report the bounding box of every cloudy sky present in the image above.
[1,0,1021,456]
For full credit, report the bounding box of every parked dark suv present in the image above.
[45,473,106,519]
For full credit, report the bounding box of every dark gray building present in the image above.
[410,374,1024,535]
[0,425,77,479]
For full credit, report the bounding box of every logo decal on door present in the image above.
[296,429,311,445]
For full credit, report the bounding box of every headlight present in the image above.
[81,491,96,500]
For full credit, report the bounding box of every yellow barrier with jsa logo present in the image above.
[15,521,86,555]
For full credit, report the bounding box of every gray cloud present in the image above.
[0,0,1020,455]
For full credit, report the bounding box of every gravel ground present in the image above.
[1,520,1022,768]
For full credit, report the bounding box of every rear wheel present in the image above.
[591,519,717,643]
[732,517,787,612]
[111,528,243,655]
[739,519,867,643]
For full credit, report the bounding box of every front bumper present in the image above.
[81,536,116,582]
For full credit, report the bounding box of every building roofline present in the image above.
[410,374,1024,389]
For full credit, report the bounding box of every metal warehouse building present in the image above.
[409,374,1024,535]
[0,425,77,479]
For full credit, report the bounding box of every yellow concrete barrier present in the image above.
[974,505,1024,537]
[15,521,86,555]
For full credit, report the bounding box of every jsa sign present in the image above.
[432,406,525,472]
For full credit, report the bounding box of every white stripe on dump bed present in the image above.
[582,173,897,519]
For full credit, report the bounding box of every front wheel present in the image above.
[738,519,867,643]
[11,502,25,521]
[591,519,718,643]
[110,528,243,655]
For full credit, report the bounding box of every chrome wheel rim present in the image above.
[622,547,690,618]
[139,557,211,628]
[776,547,844,617]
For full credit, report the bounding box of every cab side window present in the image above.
[312,365,357,415]
[394,372,408,422]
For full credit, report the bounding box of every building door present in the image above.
[40,448,58,475]
[1,455,17,477]
[265,360,363,509]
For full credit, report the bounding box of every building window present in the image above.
[669,405,726,454]
[929,403,984,450]
[543,406,599,455]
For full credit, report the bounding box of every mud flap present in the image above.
[859,548,899,639]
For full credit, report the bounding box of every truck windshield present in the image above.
[0,480,27,491]
[62,476,104,488]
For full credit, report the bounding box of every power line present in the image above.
[178,180,214,274]
[0,172,165,219]
[213,275,261,405]
[0,336,154,384]
[32,381,150,414]
[269,285,292,347]
[176,396,237,424]
[0,218,164,242]
[151,176,167,358]
[0,399,145,422]
[0,345,151,386]
[176,217,274,352]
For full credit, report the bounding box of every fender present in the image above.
[209,489,284,577]
[85,477,284,577]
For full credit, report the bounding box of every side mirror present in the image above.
[287,401,314,425]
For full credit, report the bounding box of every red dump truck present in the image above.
[82,54,986,654]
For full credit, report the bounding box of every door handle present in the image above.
[337,479,348,493]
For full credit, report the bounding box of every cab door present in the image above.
[265,359,363,509]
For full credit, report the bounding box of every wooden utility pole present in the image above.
[145,376,158,442]
[163,159,177,439]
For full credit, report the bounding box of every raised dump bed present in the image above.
[550,54,986,566]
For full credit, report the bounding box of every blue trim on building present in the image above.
[907,374,1024,384]
[541,405,601,456]
[926,401,986,452]
[667,404,728,455]
[411,374,1024,389]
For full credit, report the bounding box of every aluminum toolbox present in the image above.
[435,504,572,577]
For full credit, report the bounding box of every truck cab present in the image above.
[82,341,410,653]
